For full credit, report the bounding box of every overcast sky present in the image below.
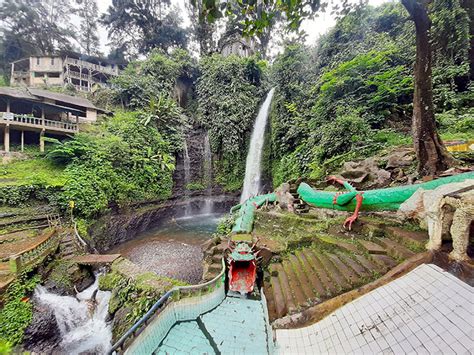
[95,0,393,55]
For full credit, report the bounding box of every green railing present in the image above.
[108,258,226,354]
[8,228,60,275]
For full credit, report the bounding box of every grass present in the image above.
[0,158,66,187]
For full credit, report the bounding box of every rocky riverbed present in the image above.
[110,213,223,284]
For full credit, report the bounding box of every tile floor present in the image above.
[155,297,270,354]
[276,264,474,355]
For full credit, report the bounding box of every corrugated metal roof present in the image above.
[0,87,108,114]
[27,88,98,110]
[0,87,87,115]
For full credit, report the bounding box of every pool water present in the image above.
[110,213,222,284]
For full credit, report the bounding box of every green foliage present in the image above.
[0,158,66,187]
[0,339,11,355]
[197,54,264,187]
[269,1,470,184]
[313,48,413,127]
[113,49,195,109]
[437,108,474,140]
[0,272,41,345]
[47,111,175,218]
[185,182,205,191]
[216,214,235,236]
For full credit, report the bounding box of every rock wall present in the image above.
[88,195,238,253]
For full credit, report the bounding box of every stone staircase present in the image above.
[289,182,309,214]
[264,228,428,321]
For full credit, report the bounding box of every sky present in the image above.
[95,0,393,56]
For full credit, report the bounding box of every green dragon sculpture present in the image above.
[298,171,474,229]
[231,171,474,233]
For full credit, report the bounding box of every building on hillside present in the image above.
[10,51,124,92]
[219,29,256,57]
[0,87,106,152]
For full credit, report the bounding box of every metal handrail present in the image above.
[108,258,226,354]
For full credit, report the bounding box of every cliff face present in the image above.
[88,195,238,253]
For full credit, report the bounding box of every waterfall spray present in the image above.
[240,88,275,203]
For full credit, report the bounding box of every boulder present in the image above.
[341,157,391,188]
[23,300,61,353]
[385,147,415,169]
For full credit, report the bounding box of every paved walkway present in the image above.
[276,264,473,354]
[156,297,270,354]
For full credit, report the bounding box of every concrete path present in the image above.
[155,296,270,354]
[276,263,473,354]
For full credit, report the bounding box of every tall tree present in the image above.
[186,0,217,55]
[401,0,454,175]
[76,0,101,56]
[194,0,458,176]
[101,0,189,58]
[0,0,75,55]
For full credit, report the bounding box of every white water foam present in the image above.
[34,276,112,354]
[240,88,275,203]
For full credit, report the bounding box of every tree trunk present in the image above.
[401,0,454,176]
[460,0,474,80]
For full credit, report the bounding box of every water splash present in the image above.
[34,276,112,354]
[240,88,275,203]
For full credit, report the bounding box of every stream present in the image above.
[110,213,222,284]
[34,276,112,354]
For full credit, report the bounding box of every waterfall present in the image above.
[183,139,192,216]
[240,88,275,203]
[202,132,213,215]
[34,276,112,354]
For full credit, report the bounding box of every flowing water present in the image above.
[183,139,192,216]
[202,133,213,215]
[34,276,112,354]
[240,88,275,203]
[110,213,222,284]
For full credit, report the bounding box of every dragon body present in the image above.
[298,171,474,228]
[231,172,474,233]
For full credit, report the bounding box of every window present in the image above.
[36,57,40,65]
[51,57,55,65]
[48,72,60,78]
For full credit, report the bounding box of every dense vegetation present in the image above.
[197,54,265,190]
[269,2,472,185]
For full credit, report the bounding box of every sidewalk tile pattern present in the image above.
[276,264,473,355]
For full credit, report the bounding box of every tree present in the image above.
[194,0,457,176]
[401,0,454,175]
[0,0,75,55]
[186,0,217,55]
[76,0,101,56]
[101,0,189,58]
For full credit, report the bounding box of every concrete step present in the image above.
[288,255,319,302]
[371,254,398,270]
[263,273,278,321]
[358,240,387,255]
[319,236,360,254]
[295,251,326,298]
[316,253,351,291]
[302,250,338,295]
[327,253,361,286]
[378,238,415,260]
[353,254,380,274]
[282,260,309,308]
[269,276,287,319]
[337,253,372,279]
[384,226,428,250]
[273,264,297,314]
